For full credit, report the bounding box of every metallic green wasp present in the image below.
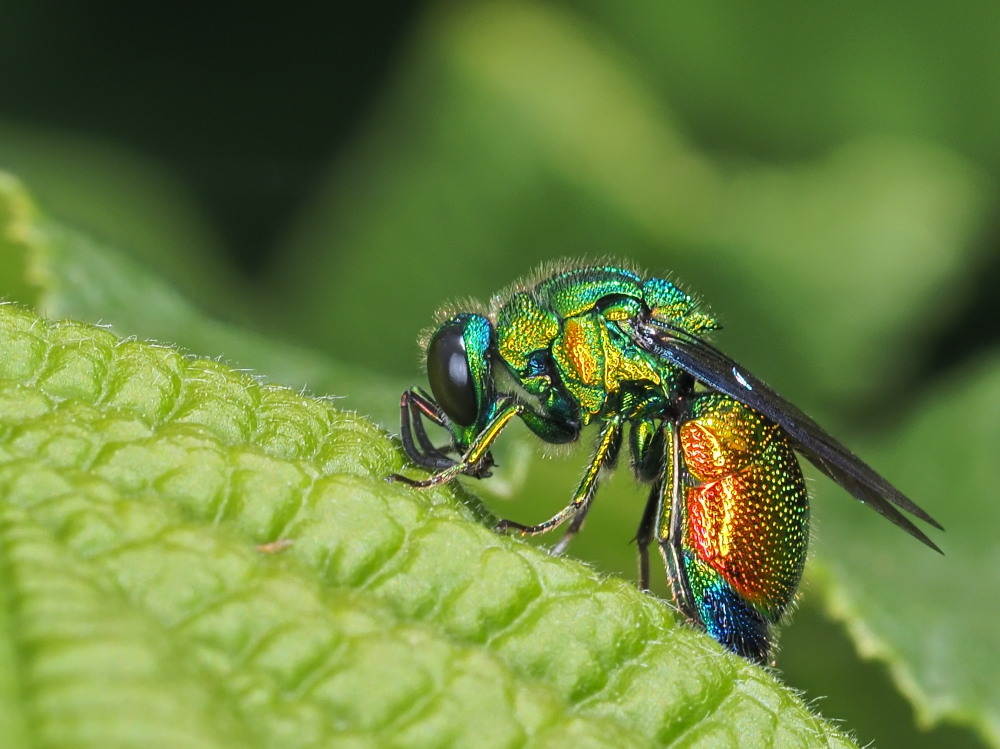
[388,261,941,663]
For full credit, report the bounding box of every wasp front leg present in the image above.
[389,400,524,488]
[396,388,456,470]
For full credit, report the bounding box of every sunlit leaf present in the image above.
[0,302,856,748]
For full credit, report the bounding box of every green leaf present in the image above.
[809,354,1000,747]
[0,172,404,430]
[0,122,240,315]
[0,303,856,748]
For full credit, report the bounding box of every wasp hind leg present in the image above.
[634,478,664,592]
[631,417,669,592]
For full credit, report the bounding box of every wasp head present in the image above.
[426,313,496,455]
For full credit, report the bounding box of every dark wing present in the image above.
[627,318,943,553]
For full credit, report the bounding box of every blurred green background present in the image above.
[2,1,999,747]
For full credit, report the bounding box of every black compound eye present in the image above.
[427,322,478,426]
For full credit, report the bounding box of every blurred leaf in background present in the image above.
[1,0,999,746]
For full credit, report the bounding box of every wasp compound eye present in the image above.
[427,321,478,426]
